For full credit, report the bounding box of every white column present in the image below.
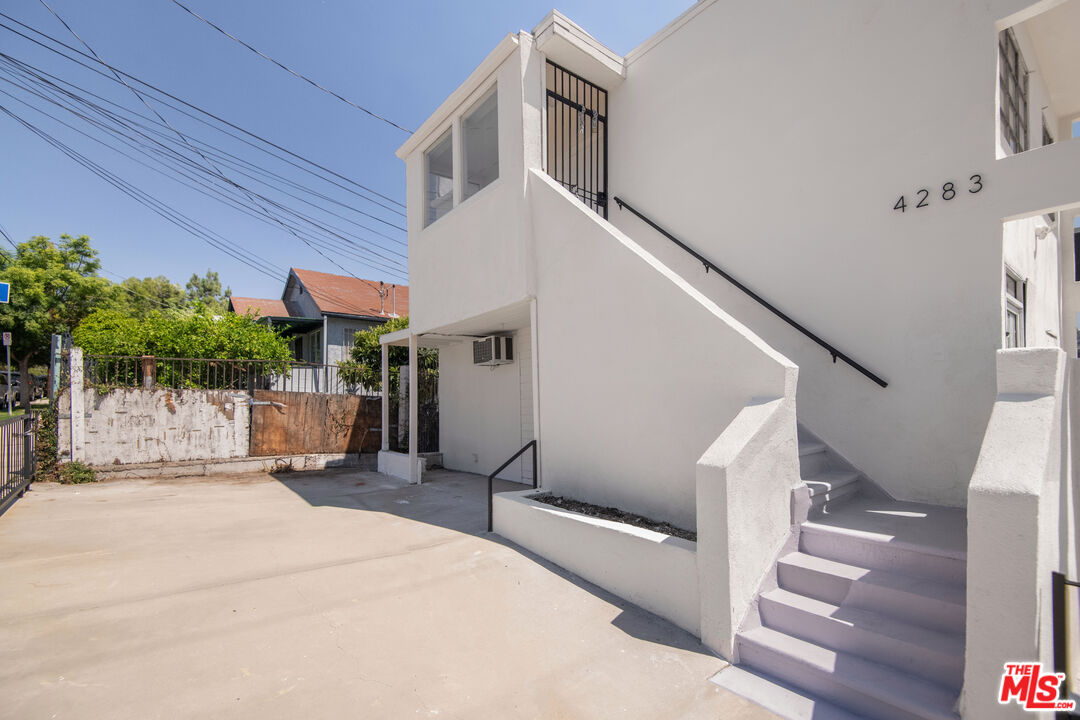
[69,346,85,463]
[451,115,464,208]
[408,334,419,484]
[530,299,541,487]
[380,343,390,452]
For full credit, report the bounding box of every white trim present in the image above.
[396,34,519,160]
[624,0,720,66]
[532,10,625,79]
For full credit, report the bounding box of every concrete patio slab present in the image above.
[0,468,776,719]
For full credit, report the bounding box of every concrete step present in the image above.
[777,552,965,634]
[709,665,867,720]
[737,626,960,720]
[798,439,828,477]
[806,471,861,511]
[799,522,965,586]
[759,588,964,688]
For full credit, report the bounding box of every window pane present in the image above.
[425,131,453,226]
[1006,310,1019,348]
[463,90,499,200]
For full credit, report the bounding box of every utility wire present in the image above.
[0,82,408,281]
[0,13,406,212]
[169,0,413,134]
[0,68,408,274]
[0,223,17,250]
[0,102,283,280]
[35,0,395,298]
[1,49,408,238]
[0,98,405,314]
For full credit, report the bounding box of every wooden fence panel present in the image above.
[250,390,381,456]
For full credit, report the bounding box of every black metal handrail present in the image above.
[613,196,888,389]
[487,440,537,532]
[1052,571,1079,717]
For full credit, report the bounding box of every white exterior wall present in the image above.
[531,171,796,530]
[403,36,543,336]
[401,1,1080,514]
[437,331,532,482]
[601,0,1080,506]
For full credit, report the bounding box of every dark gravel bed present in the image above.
[530,493,696,542]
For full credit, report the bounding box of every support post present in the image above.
[69,346,85,463]
[380,343,389,452]
[141,355,155,389]
[408,334,419,484]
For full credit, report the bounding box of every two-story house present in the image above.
[381,3,1080,718]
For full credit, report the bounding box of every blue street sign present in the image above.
[0,283,8,303]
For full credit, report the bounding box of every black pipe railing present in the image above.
[613,196,888,389]
[487,440,537,532]
[1052,571,1079,718]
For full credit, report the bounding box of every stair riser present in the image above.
[799,449,828,478]
[777,563,966,634]
[800,530,966,585]
[737,637,951,720]
[759,597,963,688]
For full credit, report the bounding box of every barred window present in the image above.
[999,29,1028,154]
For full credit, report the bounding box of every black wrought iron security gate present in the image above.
[545,61,608,218]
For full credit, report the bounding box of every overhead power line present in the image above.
[169,0,413,135]
[0,82,408,281]
[33,0,398,297]
[0,13,406,212]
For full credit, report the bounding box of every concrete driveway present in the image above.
[0,468,774,719]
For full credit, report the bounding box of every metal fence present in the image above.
[82,355,379,396]
[0,414,37,516]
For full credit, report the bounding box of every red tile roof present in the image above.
[229,296,290,317]
[290,268,408,319]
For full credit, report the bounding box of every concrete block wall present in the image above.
[77,388,251,466]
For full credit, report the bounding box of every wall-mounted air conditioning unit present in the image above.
[472,335,514,366]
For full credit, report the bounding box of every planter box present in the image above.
[494,489,700,636]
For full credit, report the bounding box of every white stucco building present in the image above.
[382,2,1080,717]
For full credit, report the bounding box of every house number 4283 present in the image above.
[894,174,982,213]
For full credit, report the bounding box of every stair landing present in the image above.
[804,496,966,560]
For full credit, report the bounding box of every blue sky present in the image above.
[0,1,694,299]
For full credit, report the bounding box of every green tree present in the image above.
[0,235,113,409]
[338,316,436,391]
[116,275,186,317]
[74,307,290,361]
[185,269,231,314]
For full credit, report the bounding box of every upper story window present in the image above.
[463,90,499,200]
[999,29,1029,154]
[1005,268,1026,348]
[425,130,453,227]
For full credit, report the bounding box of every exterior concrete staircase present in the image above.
[718,429,967,720]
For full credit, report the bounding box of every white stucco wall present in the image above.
[402,35,544,336]
[401,1,1080,513]
[600,0,1080,506]
[437,332,532,482]
[964,348,1068,719]
[530,170,796,530]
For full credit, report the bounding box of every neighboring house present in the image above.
[229,268,408,365]
[382,4,1080,719]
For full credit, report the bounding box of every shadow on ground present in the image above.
[275,466,712,658]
